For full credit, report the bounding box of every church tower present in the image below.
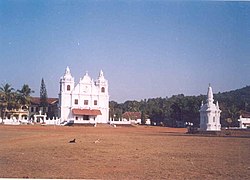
[59,66,75,121]
[199,84,221,131]
[95,70,109,123]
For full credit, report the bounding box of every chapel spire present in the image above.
[207,84,214,104]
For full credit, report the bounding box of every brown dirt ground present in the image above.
[0,124,249,180]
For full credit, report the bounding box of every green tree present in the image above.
[227,105,239,127]
[40,78,48,113]
[109,101,118,121]
[140,110,146,124]
[17,84,34,106]
[0,83,15,119]
[225,118,233,128]
[123,100,140,112]
[139,99,147,124]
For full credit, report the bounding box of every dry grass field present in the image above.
[0,124,249,179]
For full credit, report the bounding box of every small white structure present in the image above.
[59,67,109,124]
[145,119,151,125]
[34,110,47,123]
[199,84,221,131]
[238,111,250,129]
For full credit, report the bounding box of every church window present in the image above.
[94,100,98,105]
[67,85,70,91]
[75,99,78,105]
[31,107,34,112]
[84,100,88,105]
[101,87,105,93]
[213,117,215,122]
[75,117,78,120]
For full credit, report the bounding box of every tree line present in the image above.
[110,86,250,127]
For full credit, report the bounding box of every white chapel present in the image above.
[59,67,109,124]
[199,84,221,131]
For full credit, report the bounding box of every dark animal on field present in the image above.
[69,139,76,143]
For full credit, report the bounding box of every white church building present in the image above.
[59,67,109,124]
[199,85,221,131]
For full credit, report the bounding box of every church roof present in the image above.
[31,97,59,105]
[122,112,141,120]
[72,109,102,116]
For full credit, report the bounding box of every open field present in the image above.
[0,125,249,179]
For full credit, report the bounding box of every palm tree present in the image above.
[0,83,15,119]
[0,91,3,121]
[17,84,34,106]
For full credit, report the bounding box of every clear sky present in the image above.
[0,1,249,102]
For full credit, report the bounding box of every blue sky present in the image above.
[0,1,249,102]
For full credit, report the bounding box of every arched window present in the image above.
[67,85,70,91]
[101,87,105,93]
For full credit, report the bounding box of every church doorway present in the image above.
[83,115,90,120]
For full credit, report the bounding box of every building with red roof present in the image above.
[29,97,59,120]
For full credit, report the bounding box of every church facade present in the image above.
[59,67,109,124]
[199,85,221,131]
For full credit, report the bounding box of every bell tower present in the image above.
[59,66,75,121]
[95,70,109,123]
